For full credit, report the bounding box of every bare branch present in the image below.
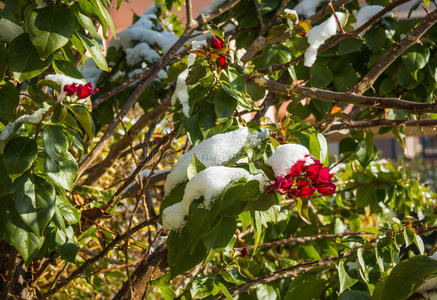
[247,74,437,114]
[82,99,171,185]
[327,118,437,131]
[185,0,194,28]
[356,8,437,94]
[40,217,159,299]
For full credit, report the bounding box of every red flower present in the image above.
[290,160,305,176]
[64,82,98,99]
[218,54,228,69]
[240,247,249,257]
[305,161,323,181]
[297,185,316,198]
[301,30,307,36]
[64,83,77,96]
[267,176,293,194]
[317,167,333,184]
[316,182,336,195]
[211,35,224,49]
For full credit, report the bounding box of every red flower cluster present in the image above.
[267,156,336,198]
[210,36,228,69]
[64,82,98,99]
[271,133,285,144]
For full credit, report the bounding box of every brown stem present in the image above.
[356,8,437,94]
[185,0,193,28]
[328,118,437,131]
[329,0,345,33]
[82,99,171,185]
[39,217,158,299]
[76,0,243,181]
[247,75,437,114]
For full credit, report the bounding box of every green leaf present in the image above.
[333,63,358,92]
[167,228,207,278]
[378,78,395,95]
[12,174,56,235]
[0,18,24,43]
[186,64,207,85]
[55,226,78,262]
[0,195,43,263]
[25,6,73,58]
[90,0,116,38]
[364,27,386,53]
[53,60,84,79]
[402,51,428,73]
[77,33,109,71]
[285,273,326,300]
[69,105,95,138]
[8,33,52,82]
[74,9,99,38]
[337,261,358,293]
[0,158,11,196]
[0,45,7,81]
[45,153,78,191]
[202,217,236,250]
[191,274,214,299]
[338,38,362,56]
[256,284,277,300]
[3,137,38,179]
[187,154,207,180]
[339,290,371,300]
[310,62,333,88]
[372,256,437,300]
[214,86,238,118]
[27,85,49,103]
[43,125,69,161]
[0,82,19,121]
[56,195,81,225]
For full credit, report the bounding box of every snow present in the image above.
[181,166,264,213]
[109,5,178,64]
[125,42,160,66]
[200,0,228,15]
[0,108,47,153]
[304,12,346,67]
[353,5,384,30]
[295,0,325,18]
[164,127,254,195]
[162,166,265,230]
[45,74,84,99]
[80,59,102,88]
[266,144,313,176]
[171,40,207,117]
[162,202,186,230]
[284,9,299,31]
[416,277,437,300]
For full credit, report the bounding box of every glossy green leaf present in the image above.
[3,137,38,179]
[25,6,73,58]
[373,256,437,300]
[43,125,69,161]
[56,195,81,225]
[187,154,207,180]
[55,226,78,262]
[285,273,326,300]
[69,105,95,138]
[0,82,19,121]
[0,18,24,43]
[45,152,78,191]
[77,33,109,71]
[12,174,56,235]
[337,261,358,293]
[8,33,52,82]
[202,217,236,250]
[53,60,83,79]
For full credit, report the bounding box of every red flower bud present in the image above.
[211,35,225,49]
[240,247,249,257]
[218,54,228,69]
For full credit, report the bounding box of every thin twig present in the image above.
[329,0,345,33]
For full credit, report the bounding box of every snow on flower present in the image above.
[304,12,346,67]
[45,74,84,100]
[162,166,265,230]
[164,127,255,195]
[266,144,336,198]
[294,0,325,18]
[171,40,207,117]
